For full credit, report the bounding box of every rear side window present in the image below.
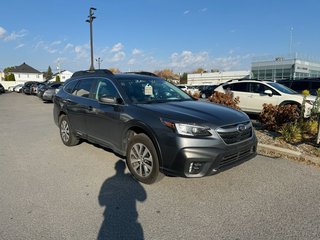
[73,79,94,98]
[225,82,248,92]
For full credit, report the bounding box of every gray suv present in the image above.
[53,70,257,184]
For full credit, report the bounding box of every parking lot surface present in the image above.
[1,93,320,240]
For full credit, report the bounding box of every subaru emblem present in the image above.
[237,124,246,132]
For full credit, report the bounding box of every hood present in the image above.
[137,100,249,128]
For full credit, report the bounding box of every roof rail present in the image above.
[71,69,114,78]
[125,71,158,77]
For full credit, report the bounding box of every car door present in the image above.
[226,82,253,112]
[247,82,282,112]
[65,78,96,135]
[85,78,123,151]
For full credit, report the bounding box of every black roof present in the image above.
[11,62,41,74]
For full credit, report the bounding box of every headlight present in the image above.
[161,119,212,137]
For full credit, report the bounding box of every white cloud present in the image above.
[170,50,209,69]
[34,40,60,54]
[111,43,124,52]
[110,51,126,62]
[128,58,136,65]
[0,26,7,39]
[132,48,142,55]
[183,10,190,15]
[63,43,74,51]
[15,43,25,49]
[74,44,90,59]
[200,8,208,12]
[4,29,27,42]
[51,40,62,46]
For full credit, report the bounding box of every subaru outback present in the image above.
[53,70,257,184]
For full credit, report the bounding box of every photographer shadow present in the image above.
[97,160,147,240]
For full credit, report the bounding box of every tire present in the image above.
[126,133,162,184]
[59,115,79,146]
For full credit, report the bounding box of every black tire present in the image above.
[126,133,162,184]
[59,115,79,146]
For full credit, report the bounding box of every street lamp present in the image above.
[95,57,103,69]
[86,7,96,71]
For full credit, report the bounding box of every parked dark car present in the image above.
[0,83,5,94]
[22,81,38,95]
[198,85,218,98]
[53,70,257,184]
[277,78,320,96]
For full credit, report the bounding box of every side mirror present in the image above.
[99,96,123,105]
[264,90,273,96]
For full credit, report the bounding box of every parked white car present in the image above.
[214,80,316,116]
[13,84,24,93]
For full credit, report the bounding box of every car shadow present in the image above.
[97,160,147,240]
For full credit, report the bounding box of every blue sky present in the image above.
[1,0,320,73]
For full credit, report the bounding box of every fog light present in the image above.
[188,162,204,174]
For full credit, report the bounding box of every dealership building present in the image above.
[186,56,320,85]
[251,55,320,81]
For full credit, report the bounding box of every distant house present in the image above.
[10,62,44,82]
[50,70,73,82]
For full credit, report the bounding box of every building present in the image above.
[9,62,44,82]
[0,71,4,81]
[251,55,320,81]
[187,71,250,86]
[50,70,73,82]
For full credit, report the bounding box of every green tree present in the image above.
[3,66,15,73]
[55,75,61,82]
[5,73,15,81]
[179,72,188,84]
[45,66,53,80]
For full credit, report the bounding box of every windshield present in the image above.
[268,82,297,94]
[118,77,193,104]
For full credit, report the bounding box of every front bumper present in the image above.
[160,133,258,178]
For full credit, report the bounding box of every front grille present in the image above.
[219,146,253,168]
[216,121,252,145]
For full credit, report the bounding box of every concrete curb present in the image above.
[257,143,320,165]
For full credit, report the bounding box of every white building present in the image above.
[187,70,251,86]
[9,62,44,82]
[49,70,73,82]
[0,71,4,81]
[251,55,320,81]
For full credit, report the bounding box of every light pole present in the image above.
[86,7,96,71]
[95,57,103,69]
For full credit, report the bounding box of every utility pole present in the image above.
[95,57,103,69]
[86,7,96,71]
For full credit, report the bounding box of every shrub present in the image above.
[302,89,310,96]
[277,122,302,144]
[209,91,240,110]
[300,120,318,136]
[259,104,300,131]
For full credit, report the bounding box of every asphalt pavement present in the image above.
[0,92,320,240]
